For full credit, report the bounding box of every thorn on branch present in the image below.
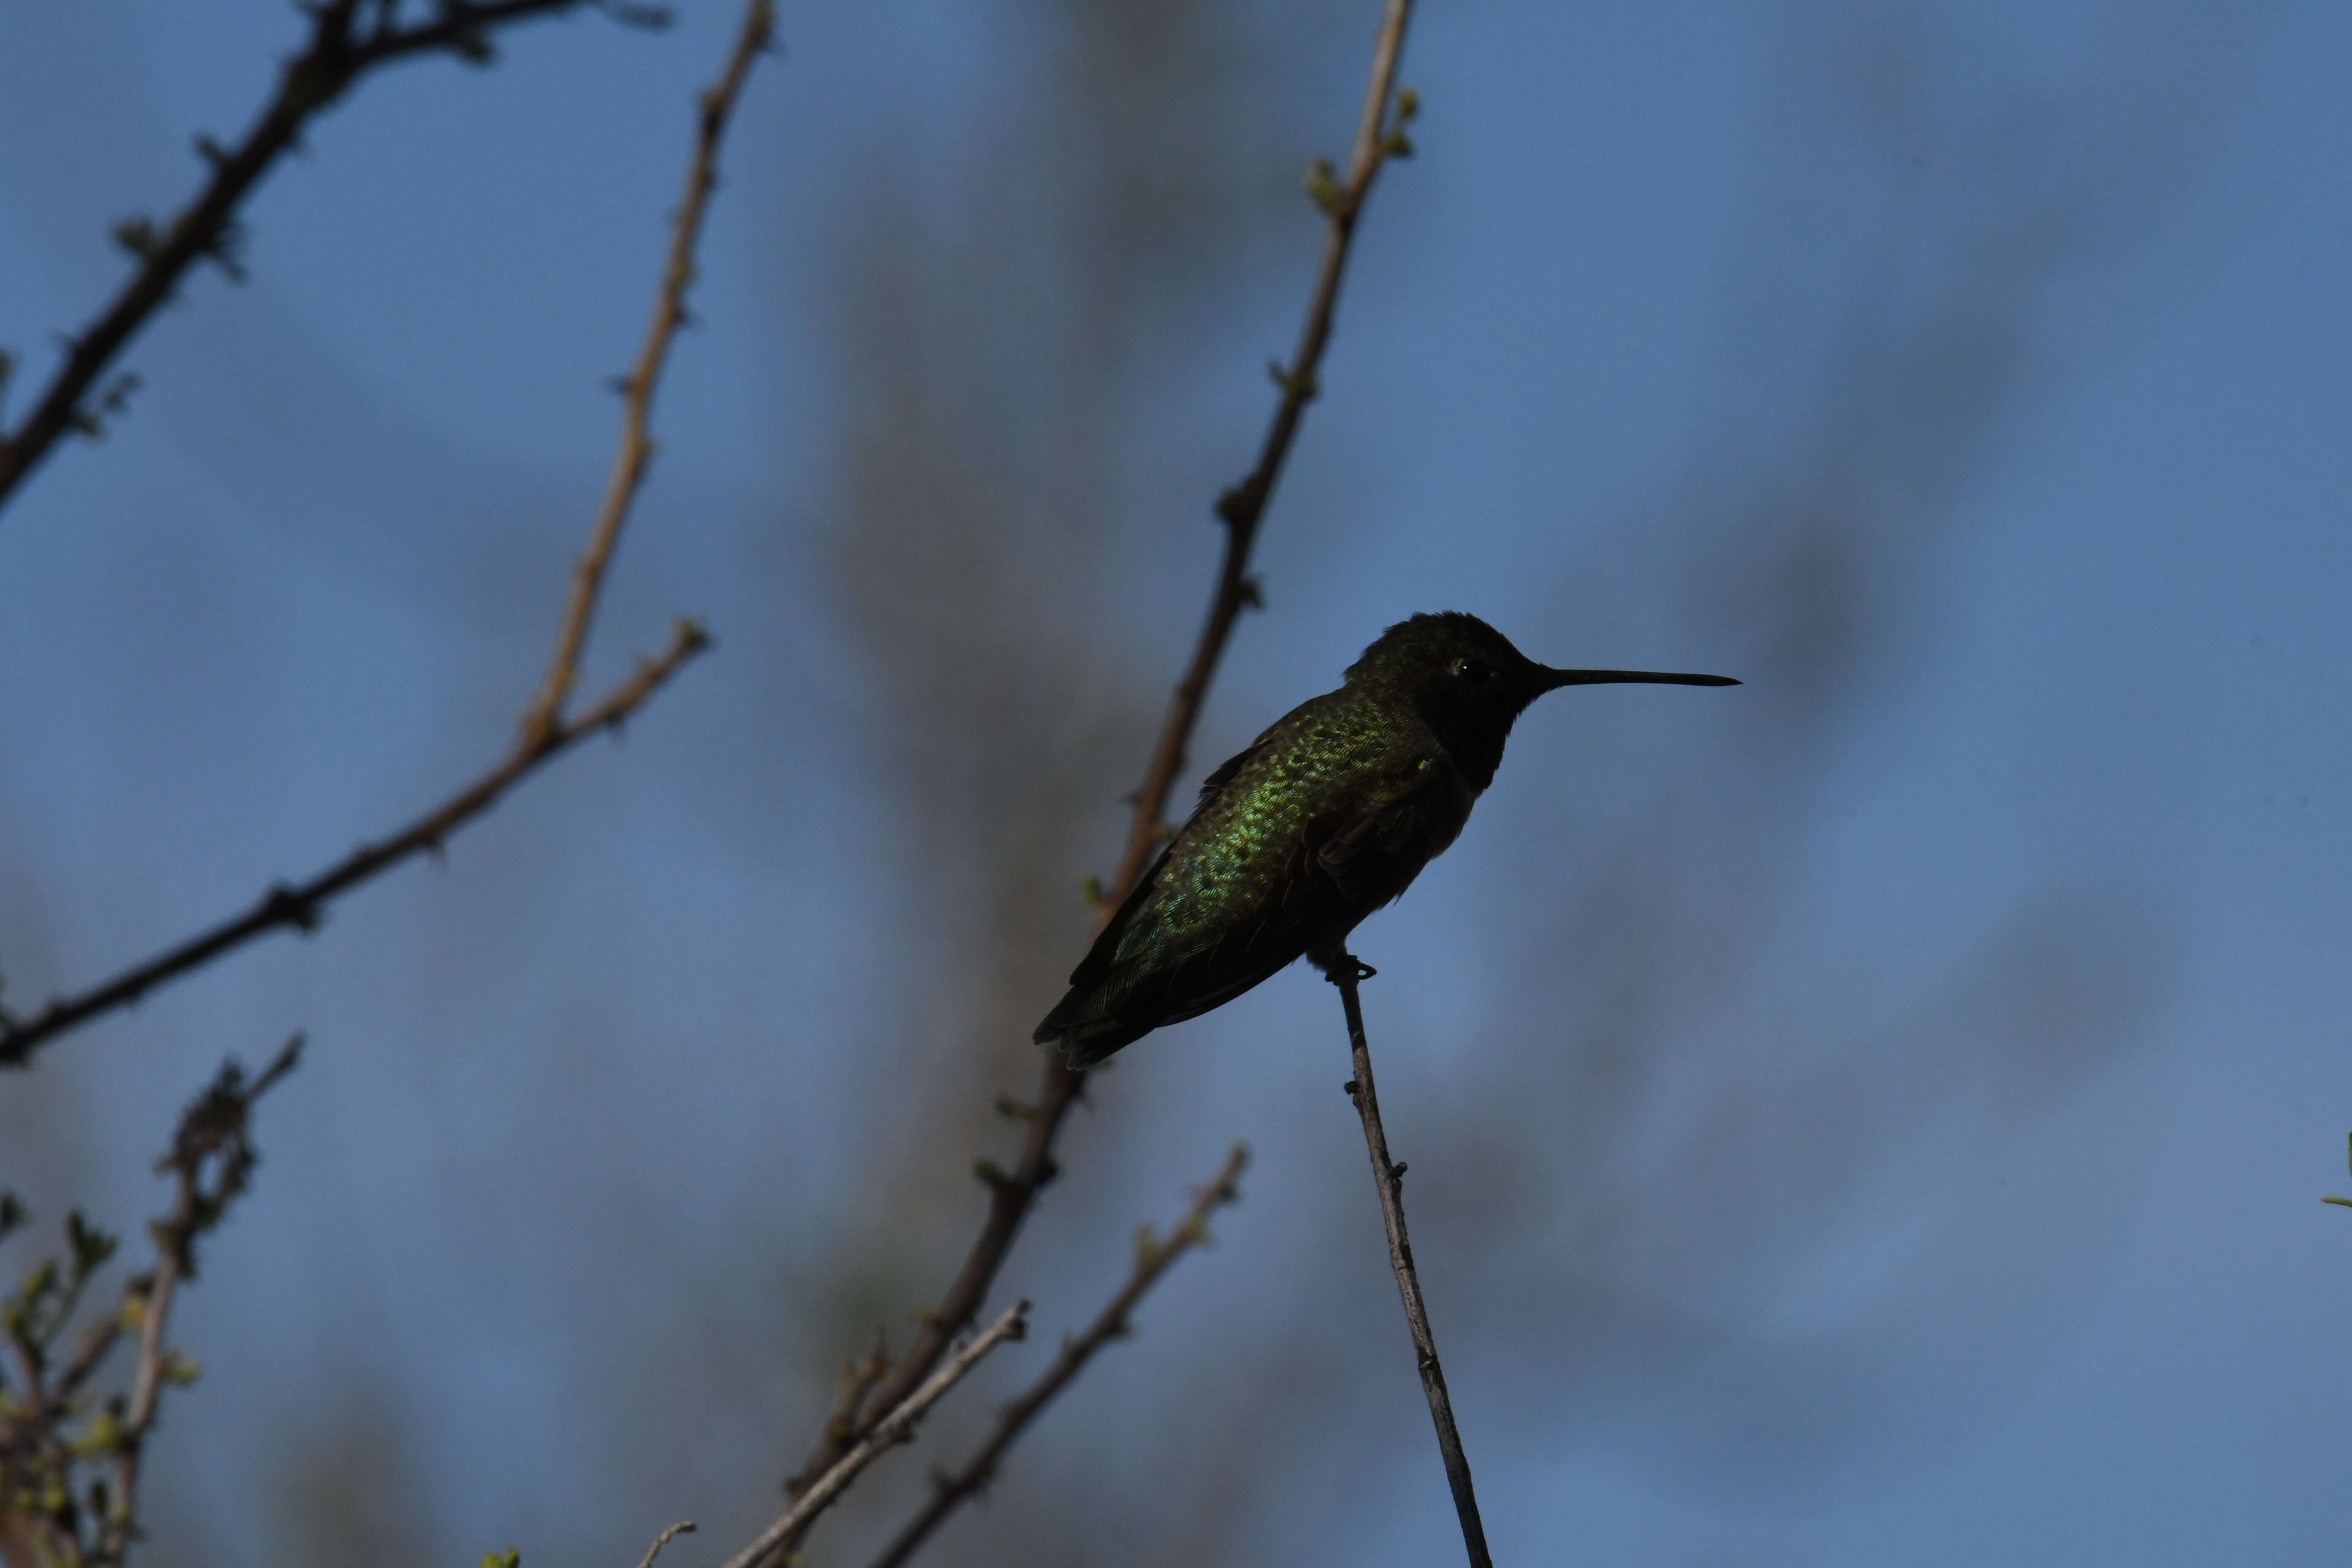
[972,1160,1012,1193]
[202,218,253,283]
[261,882,323,934]
[111,215,163,265]
[98,372,142,417]
[446,27,497,65]
[597,0,678,30]
[1077,873,1109,909]
[1265,359,1320,401]
[993,1093,1040,1122]
[1237,574,1265,610]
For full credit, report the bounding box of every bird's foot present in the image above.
[1313,948,1377,985]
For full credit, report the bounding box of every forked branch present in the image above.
[0,0,778,1071]
[716,1304,1030,1568]
[865,1145,1250,1568]
[771,3,1420,1549]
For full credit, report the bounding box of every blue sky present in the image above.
[3,2,2349,1564]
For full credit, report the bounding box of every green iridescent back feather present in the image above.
[1037,686,1470,1066]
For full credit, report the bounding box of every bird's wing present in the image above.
[1060,730,1274,998]
[1111,759,1470,1030]
[1309,757,1475,909]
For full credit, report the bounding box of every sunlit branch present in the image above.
[718,1304,1029,1568]
[865,1145,1249,1568]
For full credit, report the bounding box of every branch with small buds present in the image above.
[0,1036,302,1568]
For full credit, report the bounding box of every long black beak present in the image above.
[1537,666,1741,691]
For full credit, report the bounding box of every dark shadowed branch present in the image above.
[0,631,703,1070]
[865,1144,1250,1568]
[718,1304,1029,1568]
[772,1,1418,1545]
[1320,954,1489,1568]
[0,0,629,517]
[0,0,779,1071]
[1113,0,1418,908]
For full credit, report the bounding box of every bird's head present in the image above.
[1346,611,1739,786]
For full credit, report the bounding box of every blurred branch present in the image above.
[0,1034,302,1568]
[771,0,1418,1544]
[1320,955,1489,1568]
[103,1035,305,1565]
[630,1519,697,1568]
[866,1144,1249,1568]
[718,1303,1029,1568]
[1116,0,1416,907]
[2325,1132,2352,1208]
[0,0,780,1071]
[0,0,612,517]
[522,0,773,743]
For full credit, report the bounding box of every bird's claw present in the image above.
[1315,950,1377,985]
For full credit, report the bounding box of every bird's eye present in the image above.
[1449,657,1492,682]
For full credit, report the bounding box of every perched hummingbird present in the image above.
[1034,612,1738,1067]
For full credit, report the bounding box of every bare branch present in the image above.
[0,622,707,1070]
[0,0,780,1071]
[521,0,774,743]
[772,0,1419,1541]
[866,1145,1250,1568]
[719,1304,1029,1568]
[0,0,597,515]
[631,1520,697,1568]
[1320,955,1489,1568]
[1114,0,1418,906]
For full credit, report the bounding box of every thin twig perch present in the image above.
[865,1144,1251,1568]
[1321,953,1491,1568]
[774,0,1420,1539]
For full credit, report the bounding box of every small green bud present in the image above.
[1303,157,1344,215]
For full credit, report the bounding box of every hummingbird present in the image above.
[1034,612,1738,1067]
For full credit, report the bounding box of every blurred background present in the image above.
[2,0,2347,1562]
